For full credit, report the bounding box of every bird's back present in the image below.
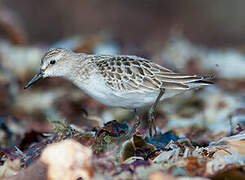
[87,54,214,93]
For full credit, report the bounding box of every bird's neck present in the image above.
[64,54,95,86]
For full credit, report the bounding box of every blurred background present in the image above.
[0,0,244,147]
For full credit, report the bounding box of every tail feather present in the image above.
[157,73,215,83]
[157,73,215,90]
[191,80,214,85]
[187,75,215,87]
[199,75,216,80]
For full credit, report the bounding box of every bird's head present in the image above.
[24,48,73,89]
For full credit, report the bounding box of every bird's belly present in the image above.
[105,91,160,108]
[89,90,160,108]
[76,78,160,108]
[75,76,184,109]
[110,89,184,108]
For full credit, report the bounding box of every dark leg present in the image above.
[112,109,140,142]
[126,109,140,138]
[148,88,165,137]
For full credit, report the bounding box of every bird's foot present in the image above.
[122,116,140,140]
[148,110,157,137]
[110,117,140,144]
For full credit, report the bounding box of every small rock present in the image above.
[40,139,93,180]
[148,170,175,180]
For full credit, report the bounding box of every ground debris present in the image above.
[1,121,245,179]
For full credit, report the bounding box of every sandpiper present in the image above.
[24,48,214,136]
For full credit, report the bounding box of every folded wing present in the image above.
[93,55,214,92]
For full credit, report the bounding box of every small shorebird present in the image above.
[24,48,213,137]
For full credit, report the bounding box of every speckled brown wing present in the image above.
[91,55,208,92]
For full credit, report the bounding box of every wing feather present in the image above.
[92,55,213,92]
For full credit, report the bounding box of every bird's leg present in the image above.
[111,109,140,143]
[148,88,165,137]
[126,109,140,139]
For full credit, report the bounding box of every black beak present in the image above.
[24,71,43,89]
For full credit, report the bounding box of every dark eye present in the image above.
[50,60,56,65]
